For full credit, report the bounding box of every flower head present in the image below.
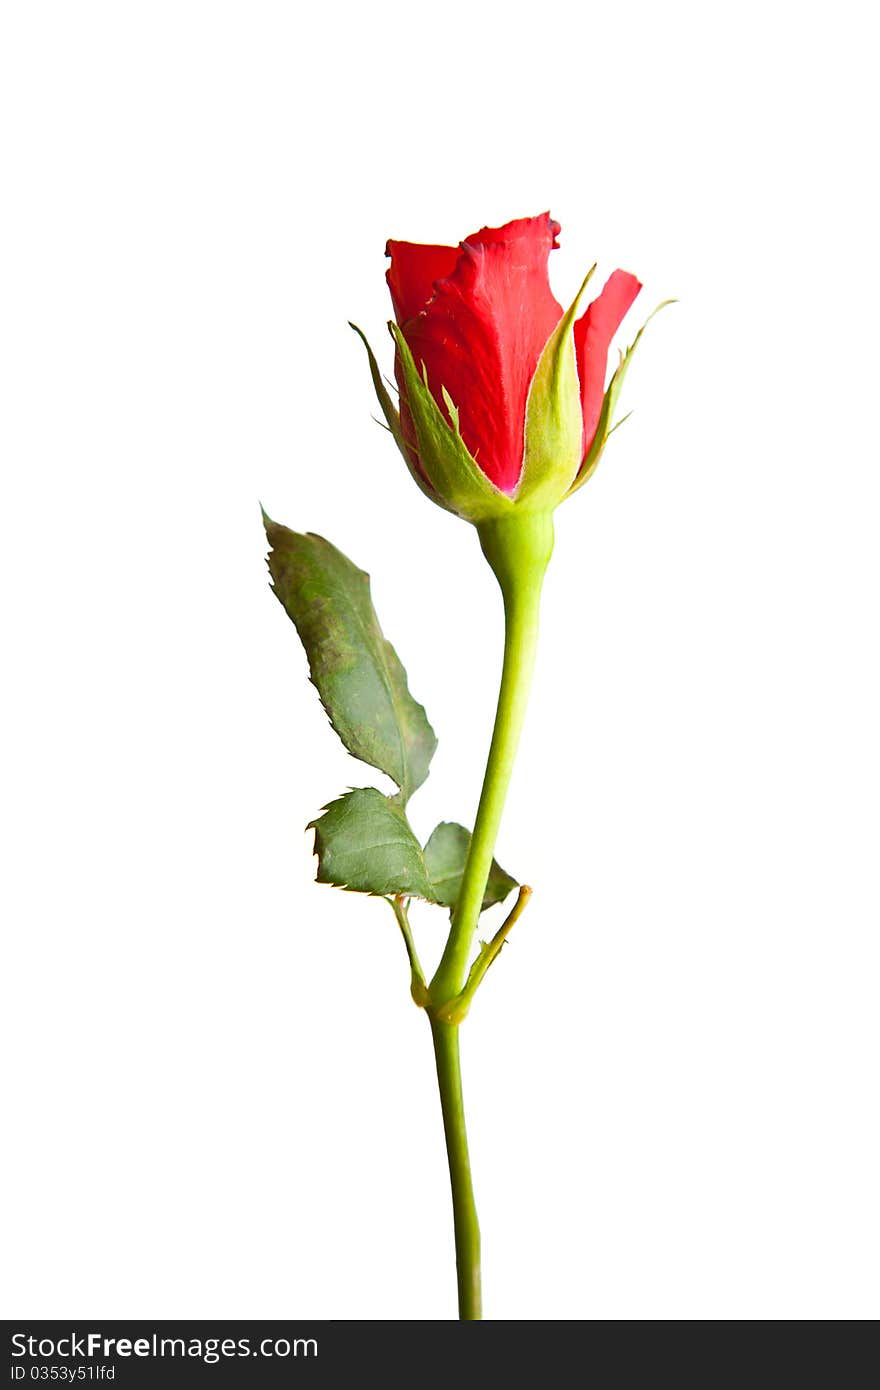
[354,214,654,523]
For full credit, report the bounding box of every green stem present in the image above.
[430,511,553,1006]
[430,1018,481,1319]
[427,510,554,1321]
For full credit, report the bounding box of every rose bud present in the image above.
[352,214,656,528]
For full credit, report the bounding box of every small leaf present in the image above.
[309,788,437,899]
[264,517,436,800]
[310,798,519,912]
[423,821,518,910]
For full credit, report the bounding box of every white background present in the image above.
[2,1,877,1321]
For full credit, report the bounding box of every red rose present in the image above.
[388,213,639,493]
[354,214,654,525]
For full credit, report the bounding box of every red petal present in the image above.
[385,239,461,324]
[397,214,563,493]
[465,212,561,250]
[574,270,642,456]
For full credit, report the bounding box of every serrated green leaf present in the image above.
[423,821,517,910]
[309,788,437,899]
[264,516,436,800]
[309,797,518,912]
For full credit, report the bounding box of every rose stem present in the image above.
[430,1017,482,1319]
[428,509,554,1320]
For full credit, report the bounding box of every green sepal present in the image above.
[349,323,455,515]
[516,267,597,509]
[390,324,515,524]
[423,822,517,911]
[263,516,436,800]
[310,788,437,899]
[567,299,676,498]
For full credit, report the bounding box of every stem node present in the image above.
[433,884,533,1025]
